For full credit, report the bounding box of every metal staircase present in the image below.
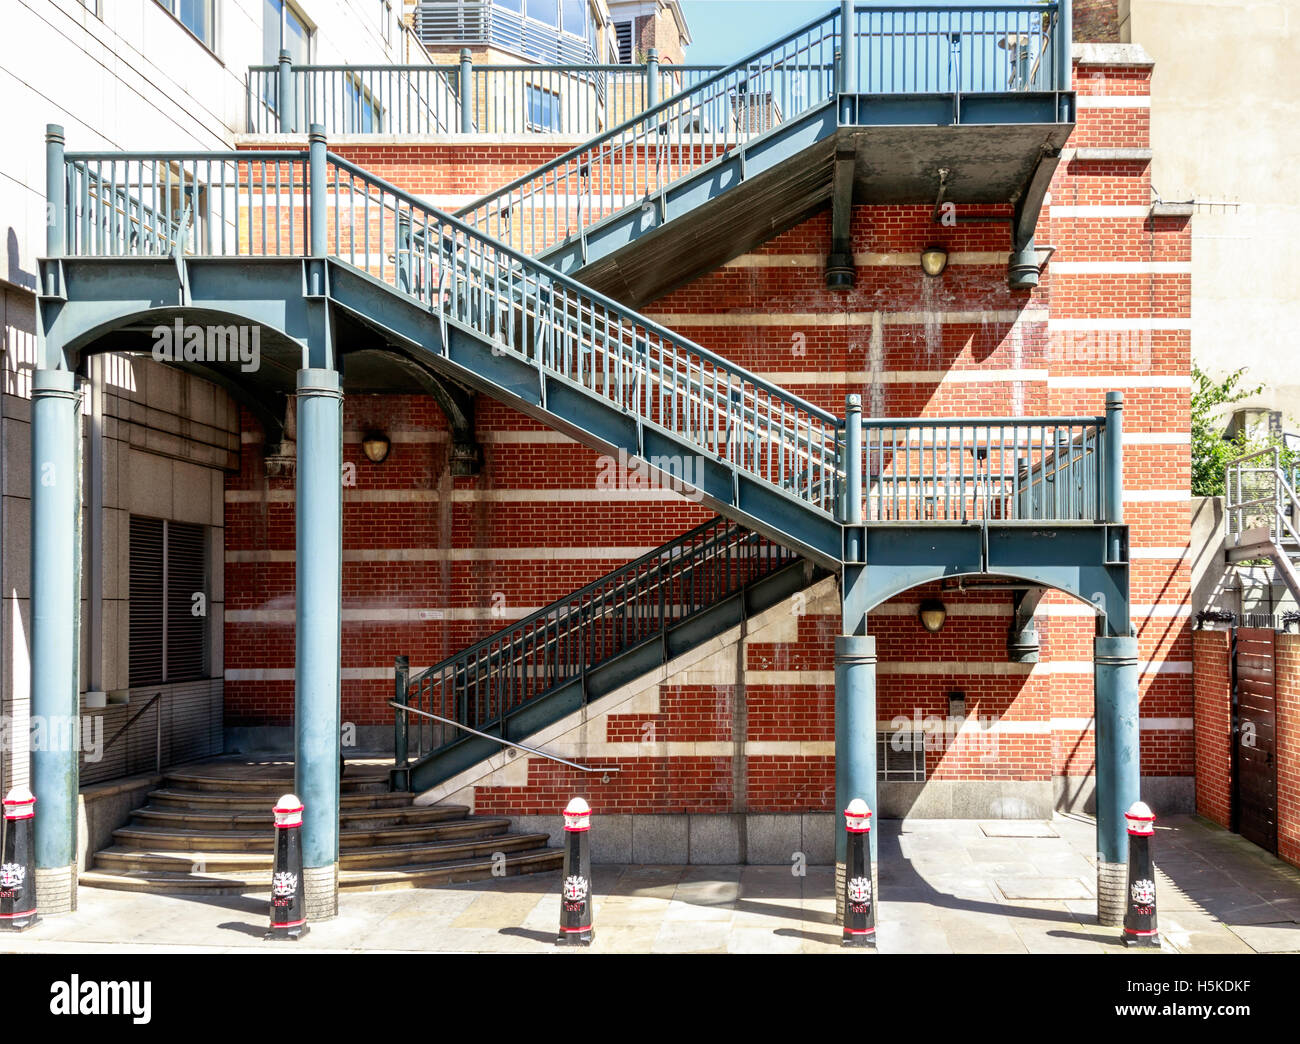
[39,3,1112,820]
[1225,446,1300,603]
[391,516,827,793]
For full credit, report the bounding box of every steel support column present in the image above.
[1094,634,1140,926]
[30,369,81,915]
[835,393,874,921]
[294,367,343,920]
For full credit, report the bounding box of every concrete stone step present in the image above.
[163,768,390,795]
[146,788,413,812]
[79,847,564,896]
[111,816,512,852]
[93,831,554,874]
[129,803,469,832]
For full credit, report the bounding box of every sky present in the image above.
[680,1,834,64]
[679,0,1028,65]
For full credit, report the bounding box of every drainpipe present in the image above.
[278,49,295,134]
[459,49,474,134]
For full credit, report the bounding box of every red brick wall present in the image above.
[223,52,1194,814]
[1192,629,1232,828]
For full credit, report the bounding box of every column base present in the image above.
[1122,930,1162,949]
[303,863,338,921]
[1097,861,1126,927]
[35,865,77,916]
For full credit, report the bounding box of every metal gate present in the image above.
[1232,626,1279,854]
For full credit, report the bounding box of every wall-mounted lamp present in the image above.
[918,598,947,633]
[362,431,390,464]
[920,245,949,277]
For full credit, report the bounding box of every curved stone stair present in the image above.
[80,758,562,895]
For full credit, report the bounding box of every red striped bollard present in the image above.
[266,794,308,940]
[1122,800,1160,948]
[1,788,39,931]
[556,797,594,946]
[842,798,875,947]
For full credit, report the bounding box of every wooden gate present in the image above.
[1232,626,1279,854]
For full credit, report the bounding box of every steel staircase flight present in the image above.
[392,516,827,793]
[454,7,844,276]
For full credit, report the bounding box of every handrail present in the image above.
[388,701,621,778]
[454,6,842,252]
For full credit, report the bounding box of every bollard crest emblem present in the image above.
[0,863,24,889]
[1130,878,1155,906]
[272,871,298,897]
[563,874,588,901]
[848,875,871,904]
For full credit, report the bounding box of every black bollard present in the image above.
[1122,800,1160,948]
[556,797,594,946]
[0,788,39,931]
[266,794,309,941]
[842,798,875,947]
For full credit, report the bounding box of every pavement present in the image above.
[6,813,1300,954]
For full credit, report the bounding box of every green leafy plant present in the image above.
[1191,364,1297,497]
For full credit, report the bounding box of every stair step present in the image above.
[163,768,390,795]
[112,817,512,852]
[129,803,468,832]
[93,832,554,874]
[146,788,413,812]
[79,848,564,896]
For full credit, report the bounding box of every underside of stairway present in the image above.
[81,758,562,895]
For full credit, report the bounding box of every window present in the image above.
[879,732,926,782]
[561,0,585,36]
[156,0,216,49]
[129,518,208,686]
[263,0,313,67]
[526,85,562,131]
[344,76,384,133]
[615,20,633,64]
[382,0,393,46]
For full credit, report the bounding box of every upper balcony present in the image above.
[245,2,1073,139]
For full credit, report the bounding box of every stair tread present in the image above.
[96,832,553,865]
[113,817,512,843]
[147,787,413,806]
[131,803,468,824]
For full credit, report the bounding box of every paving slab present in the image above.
[995,876,1093,900]
[980,821,1059,838]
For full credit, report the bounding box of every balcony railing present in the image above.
[858,416,1107,523]
[245,2,1070,136]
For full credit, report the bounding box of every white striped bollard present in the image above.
[1122,800,1160,948]
[1,788,39,931]
[842,798,875,947]
[266,794,309,940]
[556,797,594,946]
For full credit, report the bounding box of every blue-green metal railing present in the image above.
[60,151,309,257]
[323,151,844,512]
[246,54,725,136]
[54,142,844,514]
[247,57,460,135]
[391,517,795,770]
[455,2,1067,255]
[851,3,1066,94]
[859,415,1107,523]
[455,6,842,252]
